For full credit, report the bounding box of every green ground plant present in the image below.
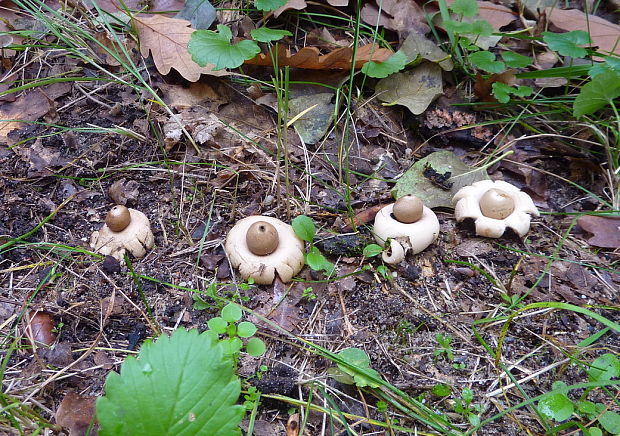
[292,215,335,277]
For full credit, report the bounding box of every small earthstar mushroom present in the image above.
[373,195,440,264]
[90,205,155,261]
[225,216,304,285]
[452,180,539,238]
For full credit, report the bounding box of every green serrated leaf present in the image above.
[189,25,260,70]
[574,72,620,117]
[254,0,287,11]
[221,303,243,323]
[237,321,257,338]
[501,51,532,68]
[468,20,493,37]
[362,51,408,78]
[207,316,228,334]
[587,353,620,381]
[363,244,383,258]
[537,393,574,422]
[246,337,266,356]
[599,411,620,434]
[469,51,505,73]
[543,30,591,58]
[97,329,243,436]
[250,27,292,43]
[443,20,474,35]
[292,215,315,243]
[450,0,478,16]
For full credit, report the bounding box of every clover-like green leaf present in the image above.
[468,20,493,36]
[336,348,382,388]
[254,0,287,11]
[361,50,408,78]
[469,51,505,73]
[189,24,260,70]
[250,27,292,43]
[97,328,243,436]
[306,246,334,275]
[543,30,591,58]
[501,51,532,68]
[587,353,620,381]
[599,411,620,434]
[363,244,383,258]
[492,82,533,103]
[538,392,574,422]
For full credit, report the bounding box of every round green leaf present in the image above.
[599,411,620,434]
[363,244,384,258]
[246,337,266,356]
[221,303,242,323]
[432,384,451,397]
[189,25,260,71]
[292,215,315,243]
[207,316,228,334]
[538,393,574,422]
[221,337,243,356]
[237,321,257,338]
[250,27,292,43]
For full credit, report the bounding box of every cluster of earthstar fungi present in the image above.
[90,180,538,283]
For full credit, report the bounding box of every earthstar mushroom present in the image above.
[373,195,440,264]
[452,180,539,238]
[90,205,155,260]
[225,216,304,284]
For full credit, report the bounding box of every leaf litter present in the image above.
[2,0,620,434]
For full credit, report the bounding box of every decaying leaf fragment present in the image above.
[361,0,430,37]
[133,15,229,81]
[245,43,392,70]
[392,151,490,209]
[375,62,443,115]
[577,215,620,249]
[400,32,453,71]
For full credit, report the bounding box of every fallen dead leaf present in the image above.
[545,8,620,57]
[375,62,443,115]
[108,178,140,205]
[577,215,620,249]
[400,32,454,71]
[55,392,98,436]
[0,91,51,145]
[476,1,516,30]
[274,0,307,18]
[133,15,229,81]
[361,0,430,37]
[474,70,517,102]
[159,81,225,110]
[245,43,392,70]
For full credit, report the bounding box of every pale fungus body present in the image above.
[373,196,440,265]
[91,206,155,260]
[453,180,539,238]
[225,216,304,285]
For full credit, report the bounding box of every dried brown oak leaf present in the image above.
[245,43,392,70]
[577,215,620,249]
[545,8,620,57]
[133,15,229,81]
[56,392,98,436]
[361,0,430,37]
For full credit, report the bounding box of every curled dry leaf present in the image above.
[0,91,51,145]
[577,215,620,249]
[55,392,98,436]
[361,0,430,37]
[375,62,443,115]
[109,178,140,205]
[274,0,307,18]
[245,43,392,70]
[25,310,56,346]
[545,8,620,57]
[133,15,230,81]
